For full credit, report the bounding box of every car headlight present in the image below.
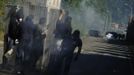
[106,33,113,39]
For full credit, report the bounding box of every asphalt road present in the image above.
[69,37,134,75]
[0,37,134,75]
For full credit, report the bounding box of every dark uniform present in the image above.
[61,30,82,75]
[8,6,24,45]
[49,30,82,75]
[54,13,72,39]
[47,10,73,75]
[126,17,134,44]
[32,17,46,68]
[3,6,24,65]
[16,16,35,74]
[55,18,66,39]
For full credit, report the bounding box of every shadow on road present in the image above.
[69,53,133,75]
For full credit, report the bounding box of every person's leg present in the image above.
[62,55,73,75]
[15,45,24,75]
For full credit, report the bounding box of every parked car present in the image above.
[89,30,100,37]
[104,32,125,41]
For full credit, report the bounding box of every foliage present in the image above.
[0,0,8,40]
[0,0,8,16]
[63,0,82,8]
[63,0,108,36]
[63,0,108,15]
[85,0,108,15]
[107,0,134,24]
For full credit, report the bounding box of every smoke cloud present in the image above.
[63,0,105,36]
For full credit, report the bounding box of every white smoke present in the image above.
[65,0,105,36]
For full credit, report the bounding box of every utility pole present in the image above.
[41,0,61,71]
[103,10,110,36]
[124,2,133,20]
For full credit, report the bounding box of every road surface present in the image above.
[0,37,134,75]
[69,37,134,75]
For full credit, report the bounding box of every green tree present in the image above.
[85,0,107,14]
[63,0,82,8]
[63,0,108,15]
[0,0,8,16]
